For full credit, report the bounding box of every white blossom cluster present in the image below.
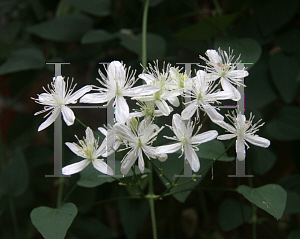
[32,49,270,176]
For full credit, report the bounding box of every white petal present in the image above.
[206,49,222,64]
[92,159,114,175]
[184,145,200,172]
[113,140,121,150]
[215,120,236,133]
[172,114,185,139]
[38,93,54,105]
[121,148,138,175]
[85,127,94,145]
[245,134,270,148]
[181,100,197,120]
[220,78,241,101]
[208,90,234,101]
[62,160,90,175]
[95,138,108,157]
[156,142,182,154]
[137,148,144,173]
[227,70,249,79]
[124,85,160,97]
[66,85,92,104]
[236,137,245,161]
[138,73,156,84]
[168,96,180,107]
[132,95,155,101]
[61,106,75,126]
[217,134,236,140]
[161,89,182,99]
[156,100,170,116]
[202,104,224,122]
[191,130,218,144]
[108,61,126,85]
[98,127,107,136]
[115,96,129,123]
[65,142,86,158]
[38,108,60,131]
[79,92,110,103]
[114,123,136,143]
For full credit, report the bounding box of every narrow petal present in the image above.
[125,85,160,97]
[61,106,75,126]
[221,78,241,101]
[108,61,126,85]
[217,134,236,141]
[137,148,145,173]
[98,127,107,136]
[62,160,90,175]
[185,145,200,172]
[236,137,245,161]
[138,73,156,84]
[168,96,180,107]
[38,108,60,131]
[121,148,138,175]
[114,123,136,143]
[202,104,224,122]
[208,90,234,101]
[206,49,222,64]
[65,142,86,158]
[227,70,249,79]
[115,95,129,123]
[132,95,155,101]
[191,130,218,144]
[245,134,270,148]
[214,120,236,133]
[181,100,197,120]
[156,100,170,116]
[85,127,94,145]
[172,114,185,139]
[66,85,93,104]
[79,92,110,103]
[92,159,114,175]
[156,142,182,154]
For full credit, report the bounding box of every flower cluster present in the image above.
[32,49,270,176]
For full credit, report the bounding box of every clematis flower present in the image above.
[134,61,182,116]
[156,114,218,172]
[98,124,123,152]
[199,48,249,101]
[216,111,270,161]
[80,61,160,124]
[169,67,193,91]
[114,117,167,175]
[181,70,233,122]
[32,76,92,132]
[62,127,114,175]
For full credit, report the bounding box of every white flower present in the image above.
[32,76,92,131]
[114,118,167,175]
[62,127,114,175]
[129,100,173,119]
[199,48,249,101]
[181,70,233,122]
[98,124,123,152]
[80,61,160,123]
[217,111,270,161]
[134,61,182,116]
[169,67,193,90]
[156,114,218,172]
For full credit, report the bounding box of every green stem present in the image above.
[8,194,19,239]
[147,160,158,239]
[62,183,77,204]
[212,0,223,16]
[142,0,151,67]
[57,177,64,208]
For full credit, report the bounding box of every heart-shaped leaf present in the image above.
[238,184,287,220]
[30,203,78,239]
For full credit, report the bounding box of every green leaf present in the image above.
[279,174,300,195]
[153,156,211,202]
[196,140,234,162]
[0,148,29,197]
[266,106,300,141]
[175,14,238,41]
[0,21,22,44]
[214,36,262,68]
[118,192,149,239]
[248,147,277,175]
[64,0,111,17]
[254,0,299,35]
[238,184,287,220]
[245,54,277,109]
[81,29,115,44]
[30,203,78,239]
[219,199,252,231]
[118,32,166,61]
[77,160,149,188]
[27,14,93,42]
[269,51,299,104]
[0,47,44,75]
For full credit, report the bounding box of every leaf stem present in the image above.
[142,0,151,68]
[57,177,64,208]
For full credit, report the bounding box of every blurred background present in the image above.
[0,0,300,238]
